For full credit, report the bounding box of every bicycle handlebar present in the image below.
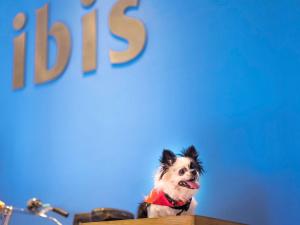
[52,207,69,218]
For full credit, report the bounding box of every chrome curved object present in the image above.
[1,206,13,225]
[0,198,68,225]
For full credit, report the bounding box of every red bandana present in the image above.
[144,189,188,207]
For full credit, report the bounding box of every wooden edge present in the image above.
[195,216,247,225]
[81,215,247,225]
[81,215,194,225]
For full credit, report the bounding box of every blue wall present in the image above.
[1,0,299,225]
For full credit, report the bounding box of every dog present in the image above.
[137,145,204,218]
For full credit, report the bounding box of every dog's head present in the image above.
[155,146,204,201]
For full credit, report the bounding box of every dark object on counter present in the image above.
[73,208,134,225]
[73,212,91,225]
[92,208,134,221]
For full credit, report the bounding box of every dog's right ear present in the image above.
[160,149,176,166]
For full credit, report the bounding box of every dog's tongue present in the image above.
[186,181,200,189]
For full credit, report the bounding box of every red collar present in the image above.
[144,189,190,208]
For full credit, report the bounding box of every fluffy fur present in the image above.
[138,146,204,218]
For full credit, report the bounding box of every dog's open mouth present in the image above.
[178,178,199,189]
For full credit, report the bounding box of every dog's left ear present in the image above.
[183,145,204,174]
[183,145,199,161]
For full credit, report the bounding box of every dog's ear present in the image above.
[183,145,204,174]
[183,145,198,161]
[160,149,176,166]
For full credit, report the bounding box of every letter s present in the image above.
[109,0,147,64]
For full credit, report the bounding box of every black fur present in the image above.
[137,202,149,218]
[159,149,177,179]
[181,145,204,175]
[160,149,176,166]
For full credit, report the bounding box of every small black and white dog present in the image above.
[138,146,204,218]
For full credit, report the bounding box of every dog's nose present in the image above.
[191,170,197,176]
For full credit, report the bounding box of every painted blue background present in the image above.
[0,0,299,224]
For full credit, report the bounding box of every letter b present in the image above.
[35,4,71,84]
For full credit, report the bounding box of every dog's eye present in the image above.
[190,163,195,169]
[178,168,187,176]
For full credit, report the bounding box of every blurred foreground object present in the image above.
[0,198,68,225]
[0,201,5,211]
[27,198,69,218]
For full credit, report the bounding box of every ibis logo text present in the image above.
[12,0,147,90]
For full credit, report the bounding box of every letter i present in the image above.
[81,0,97,73]
[13,12,27,90]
